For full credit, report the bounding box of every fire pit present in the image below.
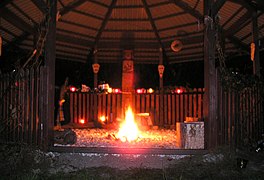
[55,106,180,149]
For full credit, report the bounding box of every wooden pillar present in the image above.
[158,47,164,126]
[158,48,164,91]
[44,0,57,148]
[252,11,260,77]
[122,50,134,116]
[204,0,217,149]
[92,48,99,88]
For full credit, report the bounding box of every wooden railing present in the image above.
[217,85,264,147]
[69,88,204,127]
[0,66,47,147]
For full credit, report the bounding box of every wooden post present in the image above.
[252,11,260,77]
[158,48,164,126]
[122,50,134,117]
[204,0,218,149]
[44,0,57,149]
[158,48,164,91]
[93,48,99,89]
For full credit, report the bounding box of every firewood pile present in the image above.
[54,128,180,149]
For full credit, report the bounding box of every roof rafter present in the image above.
[141,0,164,50]
[0,0,13,9]
[31,0,48,14]
[171,0,249,52]
[94,0,117,48]
[1,8,34,33]
[212,0,226,16]
[60,0,87,16]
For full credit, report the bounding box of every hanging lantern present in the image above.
[158,65,165,78]
[251,42,255,61]
[92,63,100,74]
[171,40,183,52]
[0,35,2,56]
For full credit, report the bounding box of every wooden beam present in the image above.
[1,8,34,33]
[212,0,226,16]
[44,0,57,148]
[141,0,165,52]
[252,11,260,77]
[94,0,117,47]
[153,11,186,21]
[72,9,104,20]
[224,11,252,36]
[203,0,217,149]
[60,0,87,16]
[31,0,48,14]
[170,0,203,21]
[158,22,197,32]
[0,0,13,9]
[60,19,98,31]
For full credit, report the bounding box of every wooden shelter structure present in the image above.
[0,0,264,151]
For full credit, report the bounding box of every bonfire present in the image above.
[117,106,141,142]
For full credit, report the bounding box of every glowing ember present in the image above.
[117,106,140,142]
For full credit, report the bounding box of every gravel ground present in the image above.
[55,128,180,149]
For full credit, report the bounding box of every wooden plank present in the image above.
[159,94,164,126]
[141,94,145,113]
[171,94,175,125]
[98,94,102,119]
[168,94,172,125]
[155,94,159,125]
[150,94,155,124]
[37,67,43,146]
[193,89,197,117]
[146,94,150,113]
[86,94,90,122]
[164,94,168,125]
[107,94,111,123]
[24,69,30,144]
[102,94,107,119]
[74,93,78,123]
[184,94,188,121]
[78,93,82,122]
[116,94,121,119]
[176,94,180,122]
[82,93,86,123]
[136,94,140,114]
[112,94,117,122]
[29,68,34,145]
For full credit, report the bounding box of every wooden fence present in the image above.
[1,65,263,149]
[69,89,204,127]
[0,66,47,147]
[217,84,264,147]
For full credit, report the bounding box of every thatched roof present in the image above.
[0,0,264,64]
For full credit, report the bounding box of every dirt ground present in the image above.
[0,143,264,179]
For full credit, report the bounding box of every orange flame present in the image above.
[117,106,140,142]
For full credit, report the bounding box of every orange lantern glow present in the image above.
[79,119,85,124]
[69,86,77,92]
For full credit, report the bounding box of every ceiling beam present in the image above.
[141,0,164,50]
[1,8,34,33]
[59,0,87,16]
[158,22,197,32]
[212,0,226,16]
[153,11,186,21]
[94,0,117,47]
[224,11,252,36]
[0,0,13,10]
[229,0,255,11]
[170,0,203,21]
[31,0,48,14]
